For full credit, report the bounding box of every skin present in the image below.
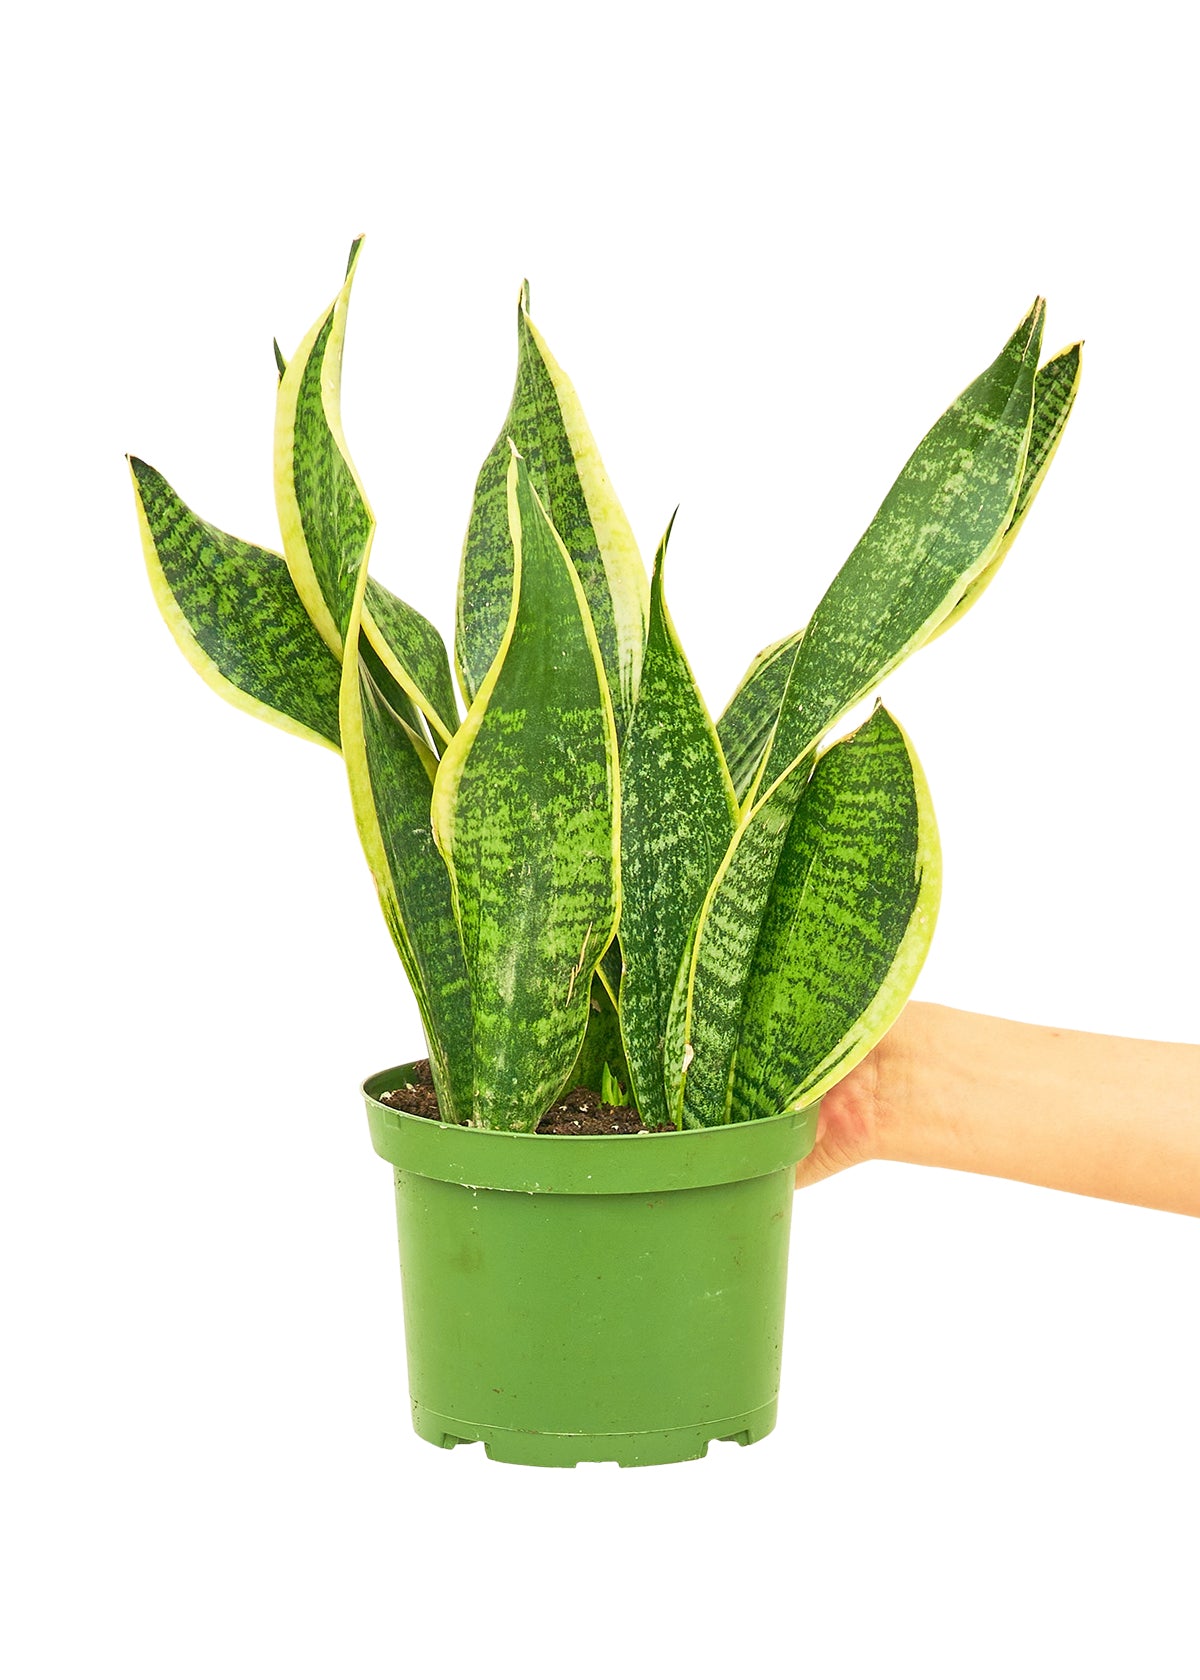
[803,1002,1200,1218]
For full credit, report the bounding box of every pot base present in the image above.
[412,1400,778,1468]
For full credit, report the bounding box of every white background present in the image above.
[4,3,1197,1676]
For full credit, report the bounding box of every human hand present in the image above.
[794,1014,906,1189]
[794,1002,1200,1215]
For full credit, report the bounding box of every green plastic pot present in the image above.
[364,1063,818,1467]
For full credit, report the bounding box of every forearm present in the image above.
[874,1003,1200,1216]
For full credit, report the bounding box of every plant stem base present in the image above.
[411,1400,779,1468]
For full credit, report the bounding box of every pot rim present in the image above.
[364,1061,819,1194]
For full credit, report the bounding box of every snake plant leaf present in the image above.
[716,329,1075,807]
[456,283,648,737]
[667,304,1044,1127]
[717,629,804,804]
[348,660,474,1122]
[618,516,738,1127]
[433,449,620,1131]
[277,240,460,743]
[664,752,813,1127]
[362,579,460,748]
[757,300,1045,792]
[130,457,342,750]
[729,705,939,1123]
[932,341,1082,640]
[274,241,373,654]
[276,247,473,1119]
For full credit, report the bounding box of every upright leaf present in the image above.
[717,630,803,804]
[350,664,474,1121]
[279,246,473,1119]
[730,706,940,1123]
[457,284,648,736]
[932,341,1082,638]
[618,517,738,1127]
[664,759,813,1127]
[759,301,1045,790]
[670,304,1044,1125]
[434,450,620,1131]
[131,457,341,750]
[274,243,371,653]
[719,338,1080,806]
[363,579,460,747]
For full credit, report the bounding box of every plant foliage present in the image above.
[133,246,1079,1131]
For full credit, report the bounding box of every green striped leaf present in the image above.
[351,663,474,1121]
[274,245,460,749]
[433,449,620,1131]
[274,242,372,653]
[131,457,342,750]
[932,341,1082,639]
[665,757,812,1127]
[279,247,473,1120]
[759,301,1044,791]
[456,283,648,737]
[718,337,1080,805]
[716,630,803,804]
[618,516,738,1127]
[730,705,939,1123]
[670,306,1044,1126]
[362,579,459,748]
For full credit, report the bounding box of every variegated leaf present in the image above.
[274,240,372,653]
[618,516,737,1127]
[671,304,1044,1125]
[759,300,1045,791]
[433,450,620,1131]
[716,630,803,804]
[456,283,648,737]
[352,663,474,1121]
[363,578,460,747]
[932,341,1082,638]
[274,245,462,748]
[131,457,341,750]
[279,247,473,1120]
[730,705,939,1123]
[665,759,812,1127]
[718,338,1080,805]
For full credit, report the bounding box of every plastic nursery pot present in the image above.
[364,1063,819,1468]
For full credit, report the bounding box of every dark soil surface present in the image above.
[376,1061,675,1135]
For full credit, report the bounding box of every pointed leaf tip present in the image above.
[346,235,365,277]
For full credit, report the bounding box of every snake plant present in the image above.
[132,243,1079,1132]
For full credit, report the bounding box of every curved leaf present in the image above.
[730,705,940,1123]
[274,243,372,654]
[457,284,648,736]
[932,341,1083,638]
[434,450,620,1131]
[670,305,1043,1125]
[759,300,1045,790]
[278,246,473,1118]
[131,457,341,750]
[665,757,812,1127]
[618,516,737,1127]
[363,578,460,747]
[716,630,803,804]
